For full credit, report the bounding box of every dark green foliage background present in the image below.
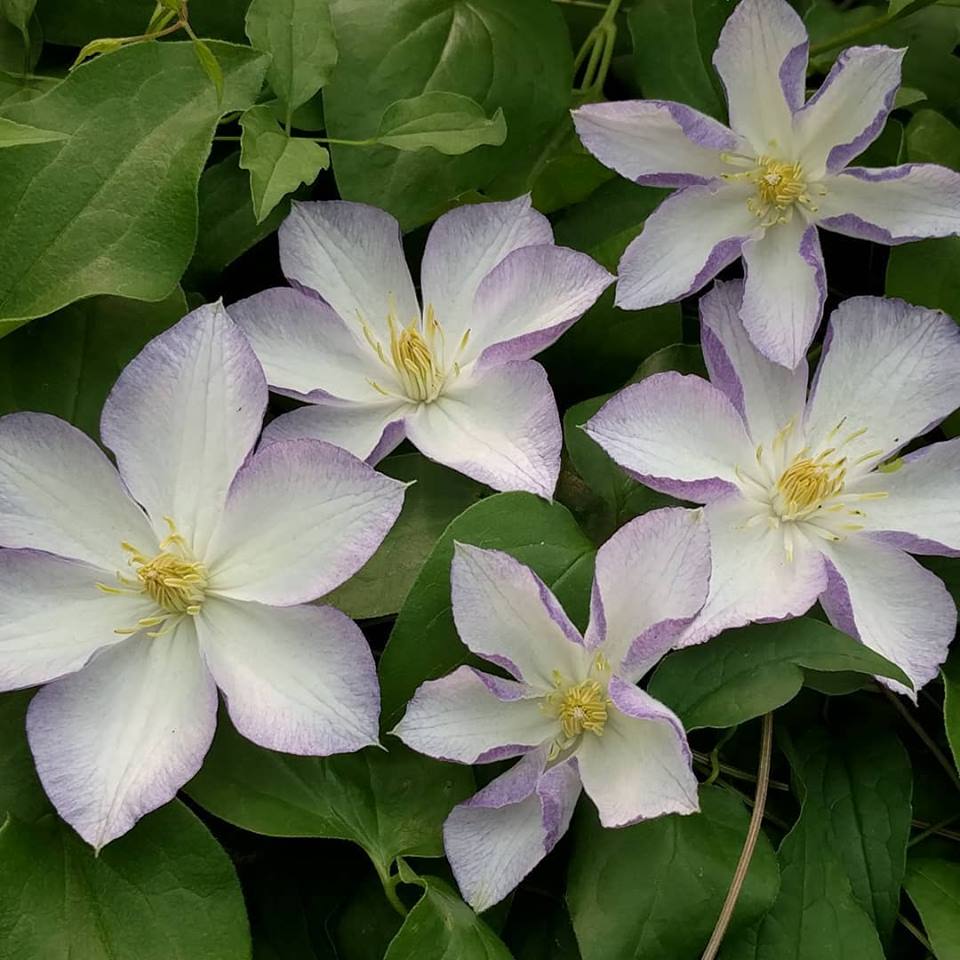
[0,0,959,958]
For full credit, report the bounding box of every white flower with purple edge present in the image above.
[0,303,406,848]
[572,0,960,368]
[586,280,960,697]
[228,195,613,498]
[393,507,709,911]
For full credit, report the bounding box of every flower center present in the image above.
[773,454,846,521]
[543,654,611,760]
[722,154,819,227]
[97,518,207,635]
[361,301,470,404]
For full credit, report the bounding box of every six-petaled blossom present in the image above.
[573,0,960,368]
[228,195,613,498]
[587,281,960,696]
[0,303,406,848]
[393,508,709,911]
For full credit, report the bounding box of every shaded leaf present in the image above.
[0,113,64,145]
[323,0,571,229]
[904,858,960,960]
[385,865,512,959]
[186,713,474,877]
[0,689,47,822]
[0,40,267,331]
[0,803,251,960]
[568,786,779,960]
[648,618,911,730]
[239,104,329,222]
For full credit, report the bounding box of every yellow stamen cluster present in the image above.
[723,154,818,227]
[543,655,611,760]
[363,301,469,404]
[97,518,207,635]
[775,454,846,521]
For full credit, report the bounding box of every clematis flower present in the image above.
[586,281,960,696]
[0,303,406,848]
[228,195,613,498]
[393,508,709,910]
[572,0,960,368]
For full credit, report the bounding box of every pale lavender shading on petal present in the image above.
[701,322,746,418]
[608,676,692,767]
[620,617,698,678]
[675,235,749,303]
[818,555,858,640]
[780,41,809,112]
[818,212,923,246]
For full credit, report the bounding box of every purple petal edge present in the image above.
[780,41,809,113]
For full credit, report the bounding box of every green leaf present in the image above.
[568,785,779,960]
[648,618,911,729]
[905,108,960,168]
[0,803,251,960]
[799,727,912,944]
[0,4,37,72]
[904,858,960,960]
[0,0,36,38]
[377,491,594,726]
[888,0,941,20]
[239,105,330,222]
[186,713,474,877]
[0,287,186,439]
[0,68,56,105]
[942,649,960,774]
[0,40,267,331]
[886,237,960,318]
[184,152,294,289]
[0,689,48,822]
[325,453,485,620]
[724,729,890,960]
[384,866,512,960]
[322,0,572,229]
[375,92,507,155]
[245,0,337,118]
[627,0,729,120]
[0,114,65,145]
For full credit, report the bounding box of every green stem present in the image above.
[884,688,960,795]
[693,750,790,792]
[909,812,960,847]
[573,0,623,94]
[898,914,933,953]
[374,861,408,918]
[809,0,940,56]
[552,0,610,9]
[701,713,775,960]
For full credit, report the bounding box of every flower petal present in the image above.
[820,536,955,697]
[420,195,553,347]
[680,494,827,646]
[740,217,826,369]
[849,440,960,556]
[450,542,587,690]
[206,439,405,606]
[26,620,216,849]
[712,0,808,153]
[615,182,760,310]
[444,749,581,912]
[197,597,379,755]
[815,165,960,243]
[100,302,267,556]
[262,400,408,464]
[584,508,711,681]
[392,666,555,764]
[585,372,753,503]
[405,361,561,498]
[700,279,808,444]
[795,46,904,176]
[468,244,613,368]
[571,100,738,187]
[228,286,388,402]
[0,413,155,570]
[804,297,960,468]
[279,200,420,343]
[0,550,155,691]
[577,677,698,828]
